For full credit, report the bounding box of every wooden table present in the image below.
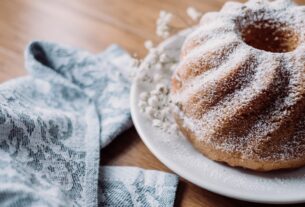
[0,0,304,206]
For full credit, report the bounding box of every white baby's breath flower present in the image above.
[186,6,202,21]
[139,60,150,71]
[153,73,163,82]
[160,108,169,120]
[152,119,162,127]
[156,10,173,38]
[140,92,149,101]
[150,89,159,96]
[145,106,155,118]
[137,72,150,82]
[149,48,160,63]
[131,58,141,68]
[156,83,167,92]
[138,100,147,110]
[148,96,158,107]
[164,122,172,129]
[155,63,162,71]
[144,40,154,50]
[159,53,168,63]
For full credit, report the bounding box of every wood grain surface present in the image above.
[0,0,304,206]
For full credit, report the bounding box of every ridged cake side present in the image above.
[171,0,305,171]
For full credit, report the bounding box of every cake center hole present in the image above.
[240,21,299,53]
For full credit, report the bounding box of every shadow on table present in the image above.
[100,128,305,207]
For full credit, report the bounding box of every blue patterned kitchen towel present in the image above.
[0,41,178,207]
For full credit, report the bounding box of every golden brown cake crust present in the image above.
[175,114,305,171]
[171,0,305,171]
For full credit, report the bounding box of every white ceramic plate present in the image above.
[130,29,305,204]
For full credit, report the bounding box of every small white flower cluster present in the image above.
[156,10,173,39]
[129,57,142,79]
[186,6,203,21]
[135,5,203,134]
[138,83,176,133]
[136,40,179,133]
[156,7,203,39]
[131,57,141,68]
[137,44,176,84]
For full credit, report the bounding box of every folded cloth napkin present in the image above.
[0,42,178,207]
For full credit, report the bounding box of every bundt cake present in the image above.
[171,0,305,171]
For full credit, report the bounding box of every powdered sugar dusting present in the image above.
[171,0,305,162]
